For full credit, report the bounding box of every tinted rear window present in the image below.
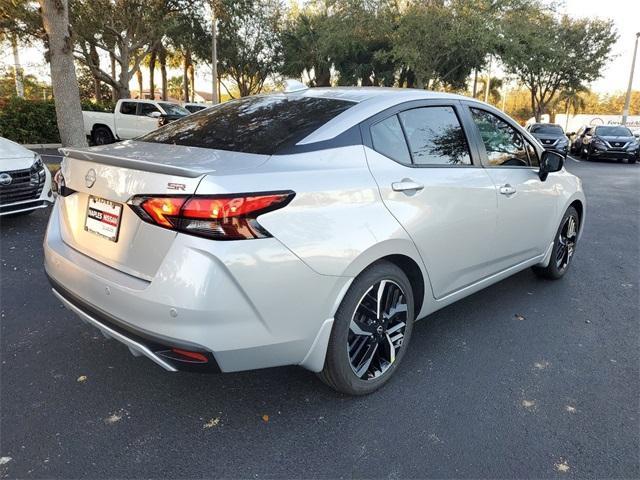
[138,95,356,154]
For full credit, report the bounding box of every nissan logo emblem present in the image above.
[85,169,97,188]
[0,173,12,186]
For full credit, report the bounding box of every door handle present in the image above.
[499,184,516,196]
[392,180,424,192]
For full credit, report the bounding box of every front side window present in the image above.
[120,102,137,115]
[470,108,530,167]
[370,115,411,165]
[398,107,472,165]
[139,95,355,154]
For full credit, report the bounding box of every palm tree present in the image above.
[555,86,588,129]
[477,77,504,105]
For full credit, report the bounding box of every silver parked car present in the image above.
[45,88,585,395]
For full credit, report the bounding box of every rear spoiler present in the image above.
[59,147,204,178]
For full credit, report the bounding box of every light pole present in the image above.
[621,32,640,125]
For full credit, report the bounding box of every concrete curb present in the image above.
[23,143,62,149]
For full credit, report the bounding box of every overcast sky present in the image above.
[561,0,640,92]
[1,0,638,95]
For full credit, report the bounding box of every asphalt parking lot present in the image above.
[1,157,638,479]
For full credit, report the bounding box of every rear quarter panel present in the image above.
[195,145,427,280]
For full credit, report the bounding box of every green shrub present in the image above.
[0,97,60,144]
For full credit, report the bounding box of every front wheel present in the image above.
[319,261,415,395]
[532,206,580,280]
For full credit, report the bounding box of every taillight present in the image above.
[129,191,294,240]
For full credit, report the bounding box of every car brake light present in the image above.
[129,191,294,240]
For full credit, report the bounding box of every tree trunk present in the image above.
[183,49,191,102]
[93,77,101,102]
[149,47,157,99]
[89,44,101,102]
[472,69,478,98]
[211,0,219,104]
[110,53,118,101]
[315,67,331,87]
[159,45,168,100]
[136,68,143,98]
[39,0,87,147]
[188,63,195,102]
[11,34,24,98]
[406,70,415,88]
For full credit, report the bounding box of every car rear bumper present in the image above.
[44,201,349,373]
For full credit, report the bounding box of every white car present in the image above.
[45,88,585,395]
[83,99,190,145]
[0,137,53,216]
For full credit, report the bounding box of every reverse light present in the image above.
[129,191,295,240]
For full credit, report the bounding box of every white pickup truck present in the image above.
[83,99,190,145]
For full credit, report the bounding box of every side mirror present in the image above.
[147,111,161,118]
[539,150,564,181]
[567,131,575,137]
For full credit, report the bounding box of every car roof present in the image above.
[290,87,479,145]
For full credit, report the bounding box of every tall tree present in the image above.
[71,0,185,99]
[217,0,283,97]
[39,0,87,147]
[500,7,617,121]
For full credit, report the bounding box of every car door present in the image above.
[135,102,162,137]
[463,104,559,271]
[362,100,499,300]
[115,101,139,139]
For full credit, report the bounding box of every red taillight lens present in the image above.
[139,197,186,227]
[129,191,294,240]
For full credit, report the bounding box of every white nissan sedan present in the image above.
[45,88,585,395]
[0,137,53,216]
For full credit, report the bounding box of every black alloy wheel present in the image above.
[347,280,408,380]
[532,206,580,280]
[319,261,415,395]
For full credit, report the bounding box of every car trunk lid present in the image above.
[57,141,270,280]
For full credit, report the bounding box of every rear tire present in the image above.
[629,157,637,164]
[532,206,580,280]
[319,261,415,395]
[92,126,115,145]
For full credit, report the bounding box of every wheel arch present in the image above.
[341,239,433,319]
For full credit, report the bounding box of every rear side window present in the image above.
[399,107,471,165]
[120,102,137,115]
[370,115,411,165]
[139,96,355,154]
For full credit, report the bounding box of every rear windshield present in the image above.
[139,95,356,154]
[595,126,632,136]
[530,124,564,134]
